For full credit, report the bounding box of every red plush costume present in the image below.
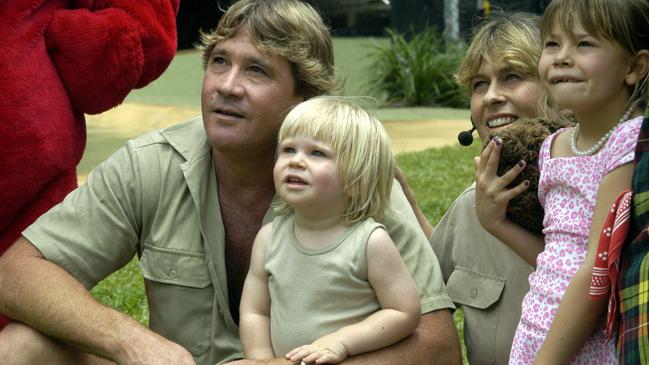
[0,0,179,328]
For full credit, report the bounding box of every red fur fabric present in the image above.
[0,0,179,328]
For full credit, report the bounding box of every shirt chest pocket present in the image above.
[447,266,506,365]
[447,266,505,309]
[140,243,214,357]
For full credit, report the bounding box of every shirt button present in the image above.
[169,269,177,278]
[469,287,478,299]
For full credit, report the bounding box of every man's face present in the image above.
[201,28,303,157]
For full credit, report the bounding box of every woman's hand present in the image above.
[474,136,529,233]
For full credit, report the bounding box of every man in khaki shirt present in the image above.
[0,1,460,364]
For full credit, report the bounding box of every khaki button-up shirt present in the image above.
[431,184,534,365]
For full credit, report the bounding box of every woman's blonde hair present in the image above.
[542,0,649,108]
[456,12,542,89]
[275,96,395,223]
[199,0,338,98]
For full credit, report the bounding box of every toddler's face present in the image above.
[273,135,345,218]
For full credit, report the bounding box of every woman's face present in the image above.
[470,59,542,143]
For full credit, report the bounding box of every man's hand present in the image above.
[0,238,196,365]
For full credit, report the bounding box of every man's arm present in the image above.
[341,309,461,365]
[0,237,195,365]
[394,166,434,240]
[225,310,460,365]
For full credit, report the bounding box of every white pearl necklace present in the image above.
[570,104,635,156]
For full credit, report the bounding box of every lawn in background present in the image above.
[124,37,468,121]
[124,37,389,107]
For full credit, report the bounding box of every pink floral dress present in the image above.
[509,117,642,364]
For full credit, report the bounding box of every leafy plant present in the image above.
[367,28,468,108]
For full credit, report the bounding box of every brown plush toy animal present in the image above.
[487,117,574,233]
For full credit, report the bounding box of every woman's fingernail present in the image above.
[524,180,530,187]
[495,137,501,146]
[518,160,525,167]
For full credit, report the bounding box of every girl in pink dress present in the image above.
[475,0,649,363]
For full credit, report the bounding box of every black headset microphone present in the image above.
[457,117,476,146]
[457,127,475,146]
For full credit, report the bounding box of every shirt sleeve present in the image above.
[23,142,143,289]
[603,117,643,175]
[383,180,455,313]
[430,185,477,283]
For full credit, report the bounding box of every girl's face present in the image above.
[273,135,346,218]
[538,21,633,117]
[470,59,541,143]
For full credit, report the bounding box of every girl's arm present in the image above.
[474,138,545,266]
[534,162,634,364]
[239,224,275,360]
[286,228,421,364]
